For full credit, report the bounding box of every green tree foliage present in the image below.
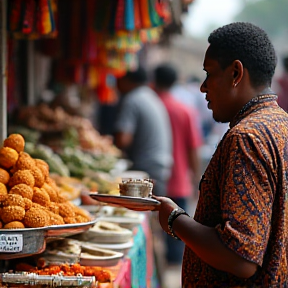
[235,0,288,38]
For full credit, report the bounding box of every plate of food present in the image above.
[89,193,160,211]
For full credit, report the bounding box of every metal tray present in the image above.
[0,218,98,259]
[44,218,99,238]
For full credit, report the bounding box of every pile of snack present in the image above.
[0,134,91,229]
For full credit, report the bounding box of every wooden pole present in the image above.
[0,0,7,143]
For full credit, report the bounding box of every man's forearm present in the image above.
[172,214,258,278]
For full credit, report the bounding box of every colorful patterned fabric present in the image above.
[8,0,57,38]
[127,215,159,288]
[182,96,288,287]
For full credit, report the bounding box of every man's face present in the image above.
[200,49,238,123]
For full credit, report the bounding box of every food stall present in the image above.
[0,0,178,287]
[0,133,160,288]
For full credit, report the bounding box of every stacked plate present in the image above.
[72,221,133,244]
[96,206,144,230]
[36,238,124,268]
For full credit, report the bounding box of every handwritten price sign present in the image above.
[0,234,23,252]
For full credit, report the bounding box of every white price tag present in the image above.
[0,234,23,252]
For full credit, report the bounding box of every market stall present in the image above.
[0,133,159,288]
[0,0,194,287]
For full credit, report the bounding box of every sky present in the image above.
[182,0,244,38]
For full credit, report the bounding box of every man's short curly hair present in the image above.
[207,22,277,87]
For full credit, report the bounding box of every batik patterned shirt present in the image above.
[182,96,288,287]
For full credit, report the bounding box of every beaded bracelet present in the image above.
[167,208,189,240]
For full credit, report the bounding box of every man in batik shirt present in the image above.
[151,22,288,287]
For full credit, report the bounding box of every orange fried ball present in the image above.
[45,177,59,192]
[30,166,45,188]
[4,134,25,153]
[23,198,32,210]
[32,202,48,210]
[4,221,25,229]
[24,207,49,228]
[14,152,35,171]
[48,212,65,225]
[0,147,19,169]
[32,187,50,207]
[35,159,49,179]
[0,167,10,184]
[8,169,35,188]
[58,202,75,218]
[57,195,67,203]
[0,221,2,229]
[75,215,89,223]
[42,183,58,202]
[1,206,25,223]
[48,202,59,214]
[9,183,33,200]
[0,182,8,201]
[74,206,91,220]
[2,194,25,209]
[63,217,78,224]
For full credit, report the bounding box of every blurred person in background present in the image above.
[113,67,173,197]
[274,55,288,112]
[171,75,213,141]
[170,73,229,175]
[128,22,288,287]
[153,63,202,266]
[171,74,229,144]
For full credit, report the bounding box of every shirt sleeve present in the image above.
[215,132,275,266]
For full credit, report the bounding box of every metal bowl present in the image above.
[119,179,153,198]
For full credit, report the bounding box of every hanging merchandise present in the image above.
[94,0,168,32]
[133,0,142,30]
[36,0,172,104]
[138,0,152,28]
[96,74,118,104]
[95,31,142,53]
[115,0,126,31]
[125,0,135,31]
[90,0,171,73]
[140,27,163,44]
[7,0,58,39]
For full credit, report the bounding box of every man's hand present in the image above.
[152,195,179,233]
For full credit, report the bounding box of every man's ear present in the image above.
[232,60,244,87]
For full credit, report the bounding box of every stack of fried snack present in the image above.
[0,134,91,229]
